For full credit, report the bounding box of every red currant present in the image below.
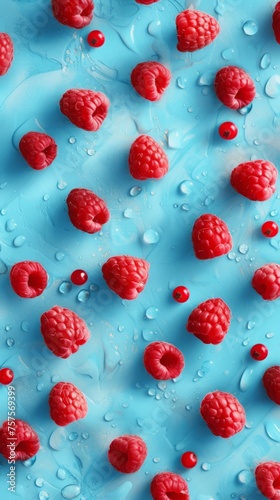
[87,30,105,48]
[261,220,279,238]
[181,451,197,468]
[0,368,14,385]
[250,343,268,361]
[71,269,88,286]
[218,121,238,140]
[172,286,190,303]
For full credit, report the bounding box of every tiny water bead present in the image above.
[218,122,238,140]
[87,30,105,47]
[261,221,279,238]
[242,19,258,36]
[181,451,198,468]
[70,269,88,285]
[250,343,268,361]
[0,367,14,384]
[172,286,190,303]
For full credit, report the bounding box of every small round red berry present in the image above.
[172,286,190,303]
[87,30,105,48]
[71,269,88,286]
[181,451,198,468]
[218,122,238,140]
[0,368,14,385]
[261,221,279,238]
[250,343,268,361]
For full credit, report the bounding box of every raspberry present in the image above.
[143,341,185,380]
[214,66,256,109]
[200,390,246,438]
[10,261,48,298]
[0,33,13,76]
[60,89,110,131]
[150,472,190,500]
[255,462,280,500]
[128,135,169,180]
[102,255,149,300]
[273,2,280,44]
[19,131,57,170]
[230,160,277,202]
[192,213,232,260]
[131,61,171,101]
[0,419,40,461]
[49,382,88,426]
[252,264,280,301]
[40,305,90,359]
[108,435,147,473]
[186,298,231,345]
[52,0,94,29]
[66,188,110,234]
[176,9,220,52]
[263,366,280,405]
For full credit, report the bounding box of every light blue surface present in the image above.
[0,0,280,499]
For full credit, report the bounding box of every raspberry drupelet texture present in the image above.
[230,160,277,201]
[273,2,280,44]
[255,461,280,500]
[108,435,147,473]
[128,135,169,180]
[19,131,57,170]
[66,188,110,234]
[40,305,90,359]
[263,366,280,405]
[150,472,190,500]
[0,33,14,76]
[186,298,231,345]
[10,261,48,298]
[192,213,232,260]
[176,9,220,52]
[0,419,40,461]
[49,382,88,426]
[252,264,280,300]
[143,341,185,380]
[102,255,149,300]
[200,390,246,438]
[52,0,94,29]
[60,89,110,131]
[131,61,171,101]
[214,65,256,109]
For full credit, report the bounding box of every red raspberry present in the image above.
[0,419,40,461]
[143,341,185,380]
[108,435,147,473]
[19,131,57,170]
[102,255,149,300]
[230,160,277,202]
[10,261,48,298]
[49,381,88,426]
[200,390,246,438]
[255,461,280,499]
[192,213,232,260]
[135,0,159,3]
[60,89,110,131]
[150,472,190,500]
[40,305,90,359]
[67,188,110,234]
[131,61,171,101]
[252,264,280,301]
[263,366,280,405]
[52,0,94,29]
[176,9,220,52]
[186,298,231,345]
[128,135,169,180]
[0,33,13,76]
[214,66,256,109]
[273,2,280,44]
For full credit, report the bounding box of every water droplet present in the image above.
[167,129,182,149]
[237,469,252,484]
[145,306,159,319]
[266,331,275,339]
[221,48,235,60]
[35,477,45,487]
[129,186,142,197]
[61,484,81,500]
[147,19,161,36]
[238,103,253,115]
[55,252,65,262]
[104,413,114,422]
[153,457,160,463]
[0,259,8,274]
[179,180,193,194]
[204,196,215,207]
[36,383,44,392]
[82,432,89,440]
[5,219,17,232]
[201,462,212,471]
[242,20,258,35]
[227,251,236,260]
[181,203,190,211]
[77,289,90,302]
[143,229,159,244]
[215,0,226,15]
[86,148,95,156]
[197,71,215,86]
[57,180,67,190]
[265,75,280,98]
[158,381,167,391]
[264,420,280,441]
[148,388,155,396]
[0,182,7,190]
[142,329,157,341]
[49,428,68,451]
[5,324,12,332]
[69,432,78,441]
[13,235,26,247]
[57,468,66,480]
[242,338,250,346]
[22,456,36,467]
[39,491,49,500]
[6,338,15,348]
[246,321,255,330]
[123,208,135,218]
[58,281,72,294]
[239,367,254,391]
[43,193,49,201]
[238,244,249,254]
[21,321,29,332]
[68,137,76,144]
[1,208,7,215]
[185,404,192,411]
[51,374,59,383]
[260,53,271,70]
[270,209,278,217]
[176,76,187,89]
